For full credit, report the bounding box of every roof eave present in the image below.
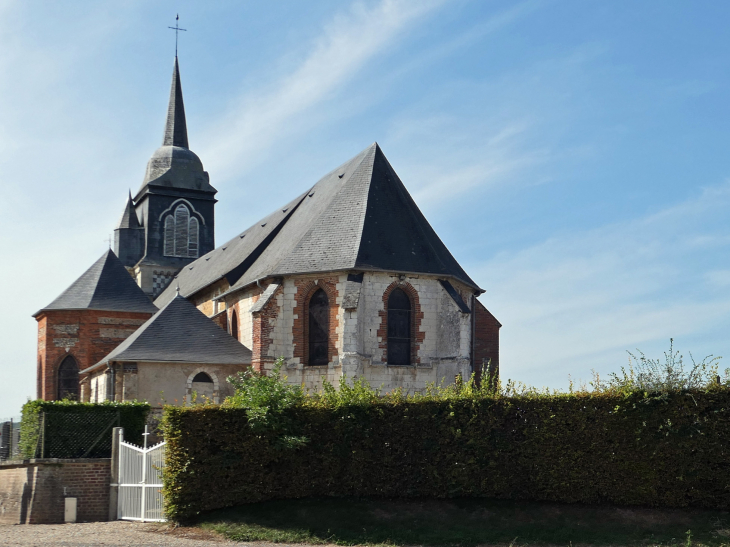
[84,357,251,374]
[213,268,483,301]
[33,306,156,318]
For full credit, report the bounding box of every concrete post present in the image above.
[108,427,123,521]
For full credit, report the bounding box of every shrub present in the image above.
[163,386,730,521]
[596,339,725,393]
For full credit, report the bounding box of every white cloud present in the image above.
[200,0,447,183]
[475,182,730,387]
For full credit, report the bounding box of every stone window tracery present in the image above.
[57,355,79,400]
[308,288,329,366]
[163,204,199,258]
[387,288,411,366]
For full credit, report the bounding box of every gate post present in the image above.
[109,427,123,521]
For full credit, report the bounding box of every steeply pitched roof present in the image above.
[88,294,252,368]
[115,191,141,230]
[163,57,188,149]
[155,143,481,307]
[35,250,158,316]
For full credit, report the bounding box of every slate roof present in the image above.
[155,143,481,308]
[35,250,158,316]
[87,294,252,369]
[116,191,141,230]
[135,57,216,197]
[164,57,188,149]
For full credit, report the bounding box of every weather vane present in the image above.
[168,14,187,57]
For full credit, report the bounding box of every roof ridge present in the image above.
[262,145,376,278]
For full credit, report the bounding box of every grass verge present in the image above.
[195,497,730,546]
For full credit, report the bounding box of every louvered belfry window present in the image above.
[308,289,329,366]
[387,288,411,366]
[57,355,79,400]
[163,204,200,258]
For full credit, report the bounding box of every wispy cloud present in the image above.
[474,182,730,386]
[200,0,447,182]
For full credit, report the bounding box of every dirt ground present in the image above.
[0,520,254,547]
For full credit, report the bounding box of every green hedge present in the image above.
[162,390,730,522]
[20,400,150,459]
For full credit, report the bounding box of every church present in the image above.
[33,56,501,408]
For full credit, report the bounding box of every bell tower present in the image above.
[114,56,217,298]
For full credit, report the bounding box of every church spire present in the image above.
[163,57,189,149]
[116,190,140,230]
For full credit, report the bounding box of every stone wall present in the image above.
[219,271,485,394]
[89,361,245,407]
[0,459,110,524]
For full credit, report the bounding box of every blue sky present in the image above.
[2,0,730,417]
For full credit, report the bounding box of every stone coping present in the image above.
[0,458,110,469]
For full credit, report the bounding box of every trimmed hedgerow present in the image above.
[162,386,730,522]
[20,400,150,458]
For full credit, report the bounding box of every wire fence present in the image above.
[0,419,21,461]
[32,410,122,459]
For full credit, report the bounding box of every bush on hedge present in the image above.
[162,356,730,522]
[20,400,150,459]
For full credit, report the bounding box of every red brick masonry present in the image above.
[0,459,110,524]
[473,298,501,382]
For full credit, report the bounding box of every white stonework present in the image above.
[217,271,477,395]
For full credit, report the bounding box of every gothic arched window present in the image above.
[230,310,239,341]
[387,288,411,366]
[308,289,329,366]
[57,355,79,400]
[163,204,200,258]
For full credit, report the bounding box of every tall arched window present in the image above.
[308,289,329,366]
[188,217,199,257]
[57,355,79,400]
[163,204,200,258]
[387,288,411,366]
[164,216,174,256]
[230,310,239,341]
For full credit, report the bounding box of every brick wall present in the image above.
[0,459,110,524]
[251,284,279,372]
[473,298,501,383]
[36,310,154,401]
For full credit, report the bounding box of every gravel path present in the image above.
[0,521,247,547]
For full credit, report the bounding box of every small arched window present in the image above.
[163,204,200,258]
[57,355,79,400]
[308,289,329,366]
[230,310,239,341]
[192,372,213,383]
[387,288,411,366]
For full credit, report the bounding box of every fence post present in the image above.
[39,412,46,459]
[109,427,123,521]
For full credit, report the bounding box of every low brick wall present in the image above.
[0,459,110,524]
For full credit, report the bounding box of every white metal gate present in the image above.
[117,428,166,522]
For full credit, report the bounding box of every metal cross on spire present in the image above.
[168,14,187,57]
